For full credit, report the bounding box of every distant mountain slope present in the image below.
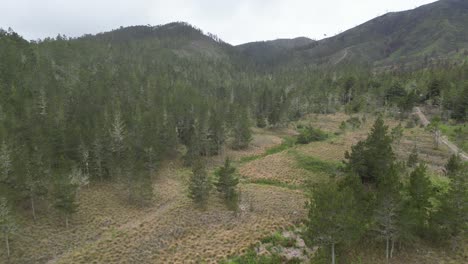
[297,0,468,67]
[235,0,468,69]
[236,37,314,67]
[79,22,237,60]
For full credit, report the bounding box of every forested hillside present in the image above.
[238,0,468,70]
[0,0,467,262]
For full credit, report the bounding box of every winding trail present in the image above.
[414,107,468,161]
[333,47,350,65]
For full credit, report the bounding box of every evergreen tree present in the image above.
[404,164,433,235]
[214,158,239,209]
[188,159,211,208]
[306,181,363,264]
[345,116,395,185]
[0,141,12,184]
[444,154,463,176]
[0,197,16,258]
[433,156,467,250]
[407,145,419,168]
[373,165,402,262]
[52,176,79,228]
[231,109,252,150]
[391,123,403,144]
[91,136,104,181]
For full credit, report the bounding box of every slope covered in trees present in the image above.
[0,0,467,262]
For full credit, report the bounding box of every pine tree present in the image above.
[391,123,403,144]
[407,145,419,168]
[68,166,89,197]
[433,156,467,250]
[214,158,239,210]
[188,159,211,208]
[0,141,12,184]
[232,109,252,150]
[405,163,432,234]
[444,154,463,176]
[306,181,363,264]
[373,165,402,262]
[91,136,104,181]
[345,116,395,185]
[0,197,17,258]
[52,176,79,228]
[207,108,225,155]
[24,163,46,221]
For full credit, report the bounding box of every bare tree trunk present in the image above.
[31,195,36,221]
[390,239,395,258]
[65,215,69,229]
[331,243,335,264]
[5,233,10,257]
[386,237,389,263]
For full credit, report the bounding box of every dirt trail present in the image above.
[333,47,349,65]
[414,107,468,161]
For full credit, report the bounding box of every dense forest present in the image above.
[0,2,467,261]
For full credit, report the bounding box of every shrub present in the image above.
[297,126,328,144]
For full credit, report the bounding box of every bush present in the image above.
[297,126,328,144]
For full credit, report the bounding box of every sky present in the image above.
[1,0,438,45]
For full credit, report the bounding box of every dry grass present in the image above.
[239,151,314,186]
[53,184,305,264]
[2,113,459,264]
[395,127,452,172]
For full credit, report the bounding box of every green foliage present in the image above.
[0,197,16,257]
[265,136,296,155]
[391,123,404,143]
[224,248,284,264]
[339,117,363,133]
[431,157,467,248]
[306,180,364,263]
[214,158,239,209]
[52,176,79,227]
[439,123,468,152]
[296,126,328,144]
[260,232,296,247]
[407,146,419,168]
[294,152,342,176]
[231,109,252,150]
[345,116,395,185]
[188,159,211,208]
[404,164,433,235]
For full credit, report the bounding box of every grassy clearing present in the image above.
[239,136,297,164]
[439,123,468,152]
[245,178,301,190]
[291,150,343,176]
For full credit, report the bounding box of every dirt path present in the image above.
[333,47,349,65]
[414,107,468,161]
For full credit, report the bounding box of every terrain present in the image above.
[0,0,467,263]
[4,112,464,263]
[237,0,468,69]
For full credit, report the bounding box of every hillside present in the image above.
[237,0,468,69]
[236,37,314,67]
[0,1,467,263]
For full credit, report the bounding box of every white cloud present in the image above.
[0,0,438,44]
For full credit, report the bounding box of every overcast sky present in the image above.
[2,0,438,45]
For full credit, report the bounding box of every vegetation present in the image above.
[214,158,239,209]
[296,126,328,144]
[0,1,467,262]
[306,117,467,264]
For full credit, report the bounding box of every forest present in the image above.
[0,10,467,264]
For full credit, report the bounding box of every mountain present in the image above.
[78,22,237,60]
[236,0,468,69]
[236,37,314,67]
